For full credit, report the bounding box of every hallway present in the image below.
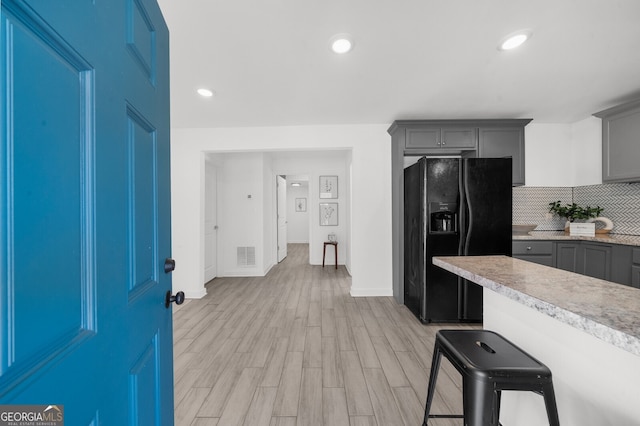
[173,243,469,425]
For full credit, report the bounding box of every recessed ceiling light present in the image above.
[498,30,532,51]
[330,33,354,54]
[197,88,214,97]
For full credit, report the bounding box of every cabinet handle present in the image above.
[442,140,446,145]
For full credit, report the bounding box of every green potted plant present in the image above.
[548,201,604,235]
[548,201,603,222]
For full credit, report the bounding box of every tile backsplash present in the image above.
[513,183,640,236]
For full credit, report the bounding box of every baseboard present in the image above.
[184,288,207,299]
[350,287,393,297]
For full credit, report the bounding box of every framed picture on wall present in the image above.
[319,175,338,199]
[295,198,307,212]
[320,203,338,226]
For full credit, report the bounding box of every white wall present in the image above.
[287,184,309,243]
[216,152,269,276]
[571,117,602,186]
[525,118,602,187]
[170,124,392,299]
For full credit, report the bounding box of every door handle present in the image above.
[164,258,176,273]
[165,290,185,308]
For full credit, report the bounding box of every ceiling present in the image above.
[157,0,640,129]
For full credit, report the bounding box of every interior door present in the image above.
[0,1,174,424]
[277,175,288,262]
[204,159,218,283]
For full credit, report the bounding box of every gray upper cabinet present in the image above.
[478,126,527,186]
[594,98,640,183]
[405,126,476,151]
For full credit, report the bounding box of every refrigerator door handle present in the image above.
[458,165,468,255]
[460,163,473,255]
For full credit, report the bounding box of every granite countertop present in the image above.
[513,231,640,247]
[433,255,640,357]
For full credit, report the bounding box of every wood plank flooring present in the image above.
[173,244,476,426]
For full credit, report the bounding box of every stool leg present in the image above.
[334,244,338,269]
[541,383,561,426]
[322,244,326,268]
[422,345,443,426]
[464,379,499,426]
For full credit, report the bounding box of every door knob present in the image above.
[164,258,176,273]
[165,290,185,308]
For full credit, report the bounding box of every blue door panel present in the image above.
[127,0,156,82]
[1,0,173,424]
[11,23,90,365]
[128,108,158,298]
[129,334,160,426]
[2,1,97,397]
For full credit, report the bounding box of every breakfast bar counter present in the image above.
[433,255,640,426]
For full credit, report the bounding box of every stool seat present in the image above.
[423,329,560,426]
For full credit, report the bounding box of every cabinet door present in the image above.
[441,127,476,149]
[611,245,632,285]
[406,127,441,149]
[555,242,580,273]
[600,103,640,183]
[632,248,640,288]
[514,255,554,267]
[405,126,476,150]
[632,266,640,288]
[581,243,612,280]
[513,241,554,266]
[478,127,525,186]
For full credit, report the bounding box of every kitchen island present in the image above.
[433,255,640,426]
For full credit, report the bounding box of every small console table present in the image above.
[322,241,338,269]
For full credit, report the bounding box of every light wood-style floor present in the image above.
[173,243,475,426]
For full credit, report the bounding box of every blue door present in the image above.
[1,0,175,424]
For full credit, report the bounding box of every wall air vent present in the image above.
[237,247,256,267]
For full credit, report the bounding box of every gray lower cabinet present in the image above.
[512,241,554,266]
[611,244,632,286]
[581,243,612,281]
[632,248,640,288]
[555,241,613,281]
[514,239,639,287]
[555,242,580,273]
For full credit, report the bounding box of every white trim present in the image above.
[350,287,393,297]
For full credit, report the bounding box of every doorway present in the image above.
[286,175,310,244]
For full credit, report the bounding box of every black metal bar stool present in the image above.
[423,329,560,426]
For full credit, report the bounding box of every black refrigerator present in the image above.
[403,157,512,323]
